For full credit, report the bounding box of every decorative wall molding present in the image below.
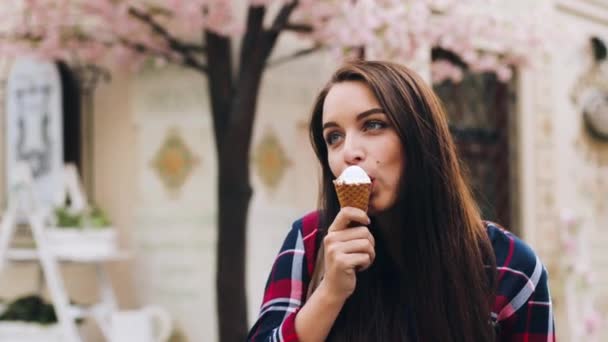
[532,52,559,263]
[253,128,291,194]
[150,127,200,197]
[0,59,11,207]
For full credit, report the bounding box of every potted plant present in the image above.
[0,295,63,342]
[45,205,118,258]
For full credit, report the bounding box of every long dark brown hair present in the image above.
[308,61,497,341]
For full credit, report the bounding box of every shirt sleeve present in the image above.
[492,226,556,342]
[247,219,311,342]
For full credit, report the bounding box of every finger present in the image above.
[328,227,375,247]
[328,207,370,232]
[333,239,375,262]
[344,253,373,270]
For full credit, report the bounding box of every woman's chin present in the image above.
[368,202,386,215]
[368,197,398,216]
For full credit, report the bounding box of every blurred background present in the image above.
[0,0,606,341]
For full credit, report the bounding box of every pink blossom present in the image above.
[249,0,276,7]
[496,66,513,82]
[560,208,579,228]
[431,60,463,84]
[0,0,548,80]
[585,310,602,335]
[561,236,577,255]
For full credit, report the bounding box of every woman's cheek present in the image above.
[327,155,340,178]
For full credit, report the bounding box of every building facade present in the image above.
[1,1,608,341]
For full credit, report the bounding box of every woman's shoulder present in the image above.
[483,222,554,327]
[483,220,548,304]
[484,221,542,273]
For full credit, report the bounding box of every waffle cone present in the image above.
[333,181,371,212]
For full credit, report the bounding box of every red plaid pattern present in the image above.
[248,212,555,341]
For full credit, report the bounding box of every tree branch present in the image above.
[258,1,300,61]
[127,6,207,73]
[239,5,267,73]
[127,7,180,48]
[270,1,300,33]
[266,45,324,68]
[238,0,299,72]
[183,43,206,53]
[206,30,234,148]
[119,37,208,73]
[282,23,313,34]
[181,56,209,73]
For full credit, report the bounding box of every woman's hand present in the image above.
[320,207,376,302]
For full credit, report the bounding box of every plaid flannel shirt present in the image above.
[247,211,555,341]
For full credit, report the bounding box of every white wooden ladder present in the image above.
[0,165,127,341]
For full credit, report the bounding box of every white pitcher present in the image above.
[108,306,172,342]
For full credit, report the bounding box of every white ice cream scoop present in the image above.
[335,165,371,185]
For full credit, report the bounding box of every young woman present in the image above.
[247,61,555,341]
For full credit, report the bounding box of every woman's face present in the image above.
[322,81,405,214]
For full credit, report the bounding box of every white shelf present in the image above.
[0,322,63,342]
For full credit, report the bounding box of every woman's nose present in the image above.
[343,134,365,165]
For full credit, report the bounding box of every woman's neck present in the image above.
[373,205,402,235]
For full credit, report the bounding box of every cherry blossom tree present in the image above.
[0,1,546,340]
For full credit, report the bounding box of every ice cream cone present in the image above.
[333,182,371,212]
[333,165,372,212]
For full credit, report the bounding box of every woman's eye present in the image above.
[364,120,387,131]
[324,131,343,146]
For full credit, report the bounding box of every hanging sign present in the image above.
[5,58,64,208]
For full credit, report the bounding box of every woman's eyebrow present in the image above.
[356,107,384,120]
[322,107,385,130]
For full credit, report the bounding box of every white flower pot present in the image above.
[45,227,118,258]
[0,322,63,342]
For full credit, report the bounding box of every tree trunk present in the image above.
[210,5,291,340]
[216,149,252,342]
[215,67,265,342]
